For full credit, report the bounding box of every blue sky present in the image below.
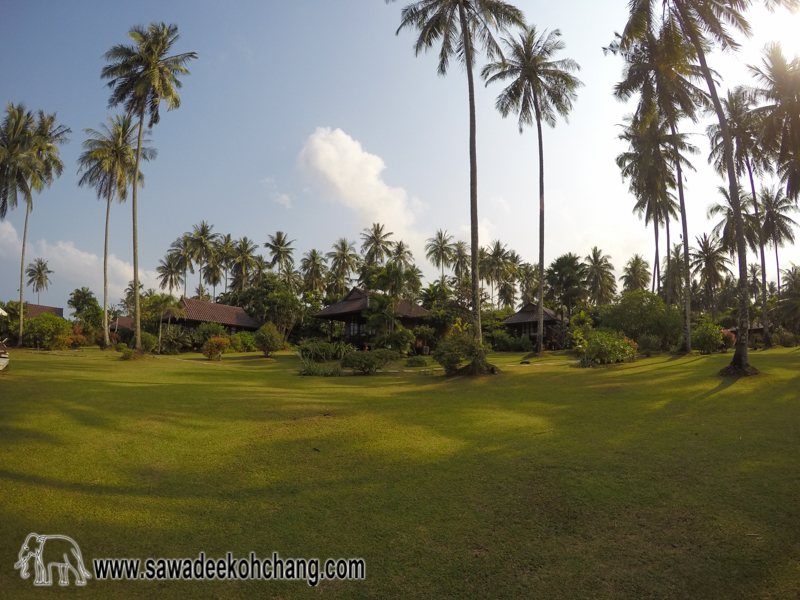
[1,0,799,315]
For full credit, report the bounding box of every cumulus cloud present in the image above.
[0,221,157,306]
[274,193,292,209]
[260,177,292,209]
[298,127,425,250]
[459,217,497,247]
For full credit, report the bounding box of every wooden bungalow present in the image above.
[312,287,430,347]
[503,303,565,349]
[164,297,261,335]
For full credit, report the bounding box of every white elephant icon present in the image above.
[14,533,92,586]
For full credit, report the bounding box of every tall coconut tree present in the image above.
[425,229,455,286]
[691,233,732,322]
[187,221,219,290]
[662,243,687,305]
[621,254,651,292]
[264,231,295,282]
[452,240,470,285]
[216,233,235,294]
[759,185,799,293]
[390,240,415,271]
[101,21,197,352]
[483,24,582,350]
[517,262,539,306]
[327,238,361,297]
[707,187,759,259]
[360,223,394,267]
[169,235,194,298]
[0,106,70,346]
[230,237,259,292]
[25,258,53,304]
[545,253,586,318]
[622,0,800,372]
[583,247,617,305]
[391,0,525,346]
[203,252,223,301]
[708,87,774,346]
[300,249,328,293]
[156,252,184,296]
[77,114,154,347]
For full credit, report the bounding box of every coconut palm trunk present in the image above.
[677,5,749,370]
[652,223,660,293]
[17,202,31,347]
[665,213,671,303]
[101,185,114,348]
[131,106,145,352]
[535,97,546,354]
[775,245,781,296]
[745,160,772,347]
[671,124,692,352]
[458,2,482,343]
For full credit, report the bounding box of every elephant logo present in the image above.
[14,533,92,586]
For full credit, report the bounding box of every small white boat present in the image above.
[0,339,9,372]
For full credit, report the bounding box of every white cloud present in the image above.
[0,220,21,259]
[298,127,426,251]
[490,196,511,214]
[274,193,292,209]
[459,218,497,248]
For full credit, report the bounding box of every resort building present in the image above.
[503,303,565,349]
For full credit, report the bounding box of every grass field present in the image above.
[1,347,799,599]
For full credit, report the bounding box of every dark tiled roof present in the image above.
[170,297,261,330]
[504,303,563,325]
[27,304,64,319]
[313,287,430,320]
[110,316,134,330]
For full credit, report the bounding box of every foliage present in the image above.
[229,332,257,353]
[749,333,764,351]
[65,334,88,349]
[296,355,342,377]
[772,326,798,348]
[202,336,230,360]
[22,313,72,350]
[254,323,283,357]
[192,322,226,348]
[636,334,661,357]
[601,290,682,349]
[486,330,533,352]
[140,331,158,353]
[296,339,353,363]
[405,355,428,367]
[413,325,436,348]
[386,326,415,356]
[579,330,637,367]
[340,349,399,375]
[721,329,736,352]
[158,325,191,355]
[432,331,485,375]
[691,321,723,355]
[219,274,302,340]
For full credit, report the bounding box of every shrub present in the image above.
[387,326,415,356]
[601,290,682,348]
[721,330,736,352]
[193,322,226,348]
[691,321,723,355]
[254,323,283,357]
[202,336,230,360]
[230,331,257,353]
[96,331,120,348]
[341,349,399,375]
[405,355,428,367]
[749,333,763,350]
[22,313,72,350]
[114,342,128,352]
[297,339,334,362]
[636,333,661,357]
[140,331,158,353]
[120,348,137,361]
[297,355,342,377]
[773,327,799,347]
[489,330,534,352]
[579,331,637,367]
[432,332,484,375]
[159,325,191,355]
[65,334,88,349]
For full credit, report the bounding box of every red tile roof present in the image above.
[26,304,64,319]
[504,303,563,325]
[110,316,134,330]
[170,297,261,330]
[313,287,430,320]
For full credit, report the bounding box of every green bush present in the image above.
[489,330,533,352]
[691,321,723,355]
[340,349,399,375]
[579,331,637,367]
[297,355,342,377]
[405,355,428,367]
[120,348,137,361]
[749,333,763,350]
[297,339,335,362]
[387,326,415,356]
[202,336,230,360]
[65,334,88,349]
[229,331,257,353]
[601,291,682,349]
[254,323,283,357]
[159,325,191,355]
[193,322,226,348]
[636,333,661,357]
[22,313,72,350]
[140,331,158,353]
[773,327,799,347]
[432,332,484,375]
[114,342,128,352]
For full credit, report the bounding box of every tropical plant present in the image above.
[254,322,283,357]
[22,312,72,350]
[265,231,295,282]
[77,114,153,347]
[759,185,798,294]
[326,238,360,297]
[451,241,470,285]
[425,229,455,285]
[583,247,616,305]
[360,223,394,267]
[300,249,328,293]
[102,21,197,351]
[621,254,651,292]
[187,221,219,290]
[691,233,732,322]
[390,240,415,271]
[391,0,525,346]
[25,258,53,304]
[169,234,194,298]
[229,237,259,292]
[545,253,586,319]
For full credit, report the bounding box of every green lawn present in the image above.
[1,347,799,599]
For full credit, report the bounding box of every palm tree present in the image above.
[25,258,53,304]
[451,241,470,285]
[545,253,586,319]
[517,262,539,306]
[707,187,759,259]
[425,229,455,285]
[149,293,185,354]
[203,252,223,301]
[193,284,210,302]
[691,234,732,323]
[390,240,415,271]
[622,0,800,371]
[300,249,328,293]
[360,223,393,267]
[483,24,582,350]
[327,238,360,297]
[760,185,799,294]
[662,243,686,305]
[621,254,651,292]
[708,87,774,347]
[264,231,295,282]
[250,255,270,288]
[77,114,154,347]
[187,221,219,290]
[157,252,184,296]
[0,106,70,346]
[169,235,194,298]
[583,247,616,305]
[102,21,197,352]
[216,233,235,294]
[230,237,258,292]
[392,0,525,344]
